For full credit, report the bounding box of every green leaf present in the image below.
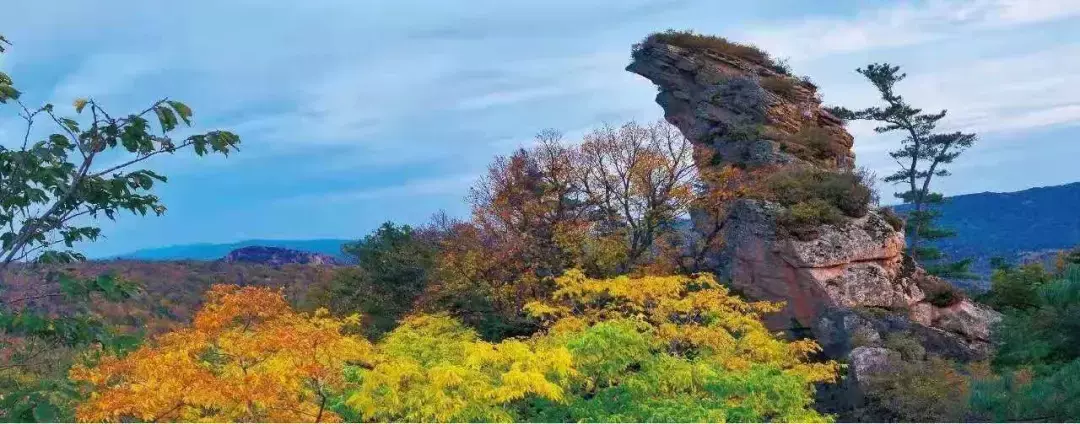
[166,100,193,125]
[73,98,89,113]
[154,106,178,133]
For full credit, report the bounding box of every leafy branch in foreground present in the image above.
[0,35,240,276]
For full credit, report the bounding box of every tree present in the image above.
[1,34,240,421]
[523,270,839,422]
[469,130,587,279]
[576,120,696,270]
[324,222,437,337]
[69,285,374,422]
[979,262,1052,311]
[336,314,572,422]
[0,36,240,277]
[828,63,975,278]
[969,264,1080,421]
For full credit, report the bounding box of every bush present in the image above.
[883,332,926,362]
[635,30,783,73]
[923,278,965,307]
[785,126,842,164]
[765,168,874,216]
[979,263,1051,310]
[760,76,800,99]
[880,207,904,231]
[778,199,843,240]
[853,356,973,422]
[764,168,876,241]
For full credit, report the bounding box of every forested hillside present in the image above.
[896,182,1080,278]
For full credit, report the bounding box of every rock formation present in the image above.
[626,33,998,360]
[222,246,340,268]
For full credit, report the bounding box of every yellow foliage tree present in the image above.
[341,314,573,422]
[69,285,373,422]
[524,270,839,422]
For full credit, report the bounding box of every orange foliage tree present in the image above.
[69,285,373,422]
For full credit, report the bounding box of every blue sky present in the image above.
[2,0,1079,258]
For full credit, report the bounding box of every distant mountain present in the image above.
[894,181,1080,279]
[108,239,353,261]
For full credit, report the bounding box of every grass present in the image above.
[760,76,800,99]
[782,126,846,165]
[635,30,788,74]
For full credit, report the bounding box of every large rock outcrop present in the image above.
[627,35,998,359]
[222,246,340,268]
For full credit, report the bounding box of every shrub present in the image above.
[853,356,973,422]
[764,168,876,240]
[760,76,800,99]
[880,207,904,231]
[883,332,926,362]
[778,199,844,240]
[635,30,783,73]
[923,278,965,307]
[765,168,874,217]
[786,126,842,164]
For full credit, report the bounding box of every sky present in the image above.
[2,0,1079,258]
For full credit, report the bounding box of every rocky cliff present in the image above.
[626,33,997,360]
[222,246,340,268]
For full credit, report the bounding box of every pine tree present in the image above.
[828,63,976,278]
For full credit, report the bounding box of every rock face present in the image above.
[626,39,855,171]
[627,36,998,359]
[222,246,340,268]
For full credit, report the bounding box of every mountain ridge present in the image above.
[893,181,1080,279]
[107,238,353,261]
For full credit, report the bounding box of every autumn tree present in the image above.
[679,153,762,274]
[335,314,572,422]
[828,63,975,278]
[469,130,587,279]
[576,120,696,272]
[70,285,373,422]
[523,270,839,422]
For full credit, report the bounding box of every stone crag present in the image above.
[222,246,340,268]
[627,35,998,361]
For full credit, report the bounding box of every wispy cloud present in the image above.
[741,0,1080,61]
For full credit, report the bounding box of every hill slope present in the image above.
[896,181,1080,277]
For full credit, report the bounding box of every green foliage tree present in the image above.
[969,264,1080,421]
[980,262,1052,311]
[325,222,436,337]
[0,37,239,275]
[828,63,976,278]
[0,34,240,421]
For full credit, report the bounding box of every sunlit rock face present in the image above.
[627,36,997,357]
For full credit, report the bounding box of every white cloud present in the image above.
[741,0,1080,61]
